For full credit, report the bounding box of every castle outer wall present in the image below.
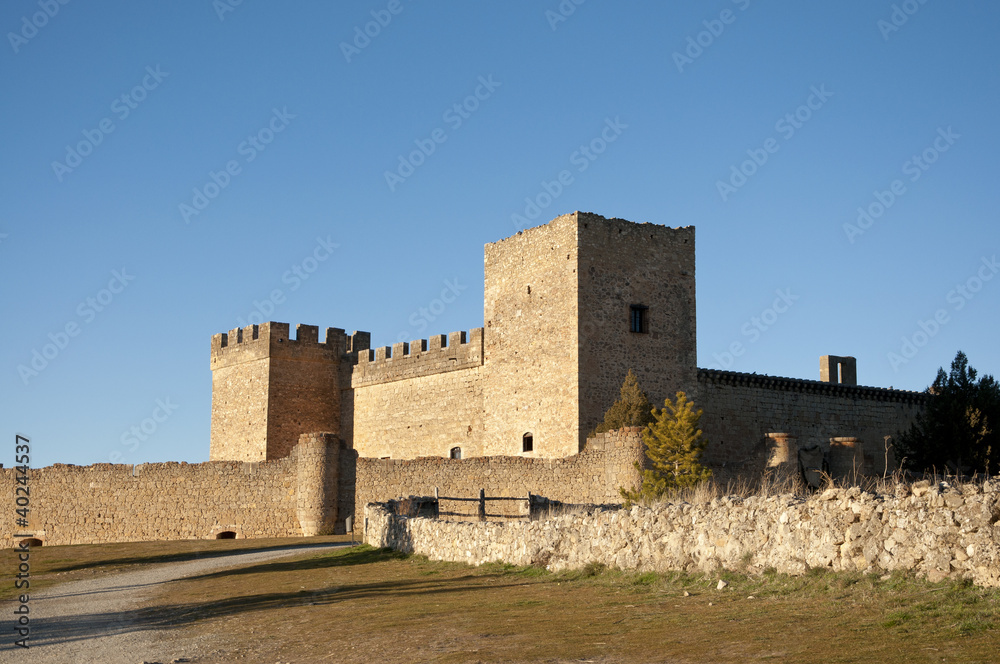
[341,428,646,526]
[696,369,928,480]
[2,460,300,545]
[3,430,643,547]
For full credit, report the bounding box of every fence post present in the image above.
[478,488,486,521]
[434,486,440,519]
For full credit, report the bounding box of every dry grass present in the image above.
[134,543,1000,663]
[625,469,997,509]
[8,536,999,662]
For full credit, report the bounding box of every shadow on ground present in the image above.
[31,547,529,648]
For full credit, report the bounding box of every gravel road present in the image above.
[0,542,351,664]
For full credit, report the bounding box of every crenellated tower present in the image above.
[209,322,367,461]
[209,212,696,462]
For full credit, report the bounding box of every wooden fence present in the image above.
[434,487,532,521]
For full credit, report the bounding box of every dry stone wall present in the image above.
[697,369,927,479]
[366,480,1000,588]
[1,457,300,546]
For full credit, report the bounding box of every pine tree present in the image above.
[896,351,1000,474]
[620,391,712,504]
[593,369,655,434]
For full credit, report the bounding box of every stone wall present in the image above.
[577,214,697,445]
[209,325,272,462]
[210,322,343,461]
[344,366,485,460]
[365,481,1000,588]
[342,428,646,530]
[349,329,483,388]
[342,329,485,459]
[483,213,581,457]
[1,456,301,546]
[696,369,928,479]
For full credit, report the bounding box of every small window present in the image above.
[522,433,533,453]
[450,446,462,459]
[630,305,649,333]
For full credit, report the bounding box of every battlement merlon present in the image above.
[350,327,484,387]
[210,322,366,370]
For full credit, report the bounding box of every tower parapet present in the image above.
[210,322,356,462]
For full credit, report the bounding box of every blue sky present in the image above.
[2,1,998,467]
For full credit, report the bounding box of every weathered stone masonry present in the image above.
[341,428,647,527]
[366,481,1000,588]
[2,429,643,546]
[6,212,937,547]
[696,369,928,479]
[1,458,300,546]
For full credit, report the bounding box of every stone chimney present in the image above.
[820,355,857,385]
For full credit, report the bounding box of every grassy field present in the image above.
[7,537,999,662]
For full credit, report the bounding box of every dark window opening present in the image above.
[18,538,42,548]
[630,305,649,334]
[450,446,462,459]
[522,433,534,453]
[216,531,237,540]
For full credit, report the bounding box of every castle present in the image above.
[4,212,929,546]
[208,211,925,474]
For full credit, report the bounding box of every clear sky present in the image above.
[3,1,998,468]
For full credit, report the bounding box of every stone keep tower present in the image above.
[482,212,696,456]
[209,322,346,461]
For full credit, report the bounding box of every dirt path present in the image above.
[0,542,350,664]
